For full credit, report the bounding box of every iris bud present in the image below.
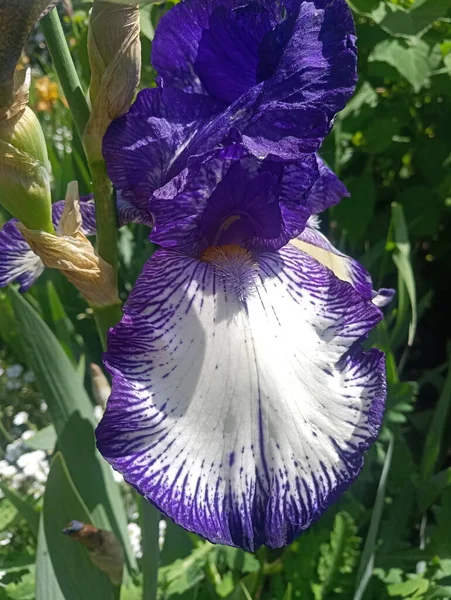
[0,70,53,233]
[83,1,141,162]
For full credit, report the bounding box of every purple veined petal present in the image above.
[0,198,97,293]
[292,218,395,307]
[51,197,97,236]
[152,0,357,122]
[150,145,318,255]
[96,245,386,551]
[0,220,44,292]
[117,190,154,228]
[304,156,349,214]
[102,87,223,214]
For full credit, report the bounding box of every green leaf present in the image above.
[369,39,432,92]
[388,575,429,598]
[0,483,40,539]
[8,287,136,573]
[390,203,417,349]
[219,547,260,574]
[420,357,451,481]
[333,175,376,241]
[417,468,451,512]
[316,512,361,599]
[0,497,18,530]
[36,453,115,600]
[23,424,57,452]
[158,543,214,597]
[140,498,160,600]
[371,0,451,38]
[354,436,395,600]
[395,186,442,237]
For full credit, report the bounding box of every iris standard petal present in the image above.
[304,156,349,214]
[0,198,96,292]
[293,218,394,307]
[102,87,222,214]
[152,0,356,121]
[97,245,385,551]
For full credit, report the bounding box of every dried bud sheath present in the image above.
[17,182,120,307]
[83,1,141,162]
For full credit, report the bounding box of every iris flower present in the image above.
[96,143,387,551]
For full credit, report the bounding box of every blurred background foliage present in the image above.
[0,0,451,599]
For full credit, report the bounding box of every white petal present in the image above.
[97,246,385,551]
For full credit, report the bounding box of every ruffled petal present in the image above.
[304,157,349,214]
[150,146,317,255]
[152,0,357,120]
[293,219,394,307]
[0,220,44,292]
[0,198,97,292]
[102,87,222,214]
[97,246,385,551]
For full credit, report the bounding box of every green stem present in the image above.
[140,498,160,600]
[93,304,123,351]
[40,9,90,139]
[89,160,119,284]
[41,8,121,347]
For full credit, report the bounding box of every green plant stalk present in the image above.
[41,8,121,345]
[140,497,160,600]
[40,9,90,139]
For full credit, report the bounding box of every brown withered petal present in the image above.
[63,520,124,586]
[0,1,60,107]
[17,181,120,307]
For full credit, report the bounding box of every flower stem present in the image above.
[40,9,90,139]
[41,8,122,345]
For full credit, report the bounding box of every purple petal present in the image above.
[304,157,349,214]
[0,220,44,292]
[97,245,385,551]
[0,198,97,293]
[152,0,357,121]
[102,87,223,215]
[150,146,318,254]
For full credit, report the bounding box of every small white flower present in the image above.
[127,522,142,559]
[0,460,17,478]
[158,519,167,550]
[23,371,36,383]
[13,411,29,426]
[0,569,6,580]
[6,379,21,391]
[21,430,34,441]
[6,364,23,378]
[0,532,12,546]
[5,440,23,463]
[16,450,49,482]
[40,400,48,412]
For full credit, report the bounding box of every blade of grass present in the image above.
[420,357,451,481]
[140,498,160,600]
[0,483,40,539]
[390,203,417,353]
[353,434,395,600]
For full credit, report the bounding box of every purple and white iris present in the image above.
[0,0,389,551]
[96,0,387,551]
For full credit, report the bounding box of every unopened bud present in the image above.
[0,70,53,233]
[83,1,141,162]
[17,181,120,307]
[0,0,60,108]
